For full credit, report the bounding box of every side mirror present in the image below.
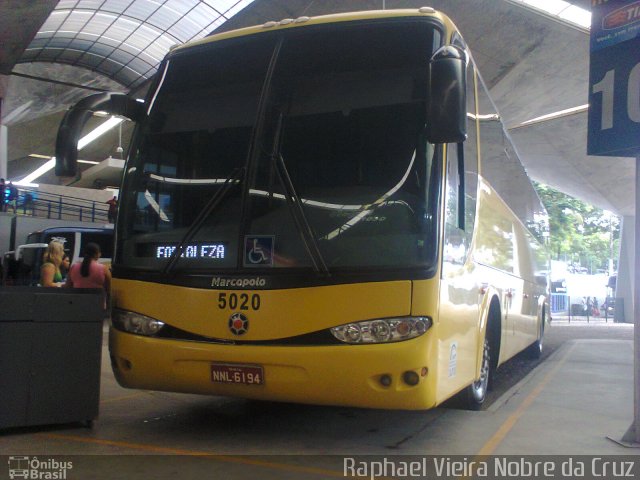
[55,93,145,176]
[426,45,467,144]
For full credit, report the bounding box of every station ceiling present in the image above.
[0,0,635,216]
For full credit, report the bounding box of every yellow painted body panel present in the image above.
[473,178,546,365]
[110,278,440,410]
[110,330,438,410]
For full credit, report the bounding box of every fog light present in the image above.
[379,374,392,387]
[403,371,420,386]
[110,355,131,372]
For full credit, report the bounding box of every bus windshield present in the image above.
[118,19,442,273]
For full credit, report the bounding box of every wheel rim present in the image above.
[471,338,490,402]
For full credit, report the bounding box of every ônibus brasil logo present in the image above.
[8,456,73,479]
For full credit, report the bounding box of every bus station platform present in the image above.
[0,325,636,479]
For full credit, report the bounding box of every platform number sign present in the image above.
[587,0,640,157]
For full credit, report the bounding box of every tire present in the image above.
[526,308,545,359]
[463,336,490,410]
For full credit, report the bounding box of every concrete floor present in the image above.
[0,323,637,479]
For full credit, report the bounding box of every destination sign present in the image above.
[154,243,226,259]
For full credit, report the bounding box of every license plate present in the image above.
[211,363,264,385]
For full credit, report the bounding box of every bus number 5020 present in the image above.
[218,293,261,311]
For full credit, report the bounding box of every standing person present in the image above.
[60,254,71,281]
[6,181,18,214]
[0,178,5,212]
[106,196,118,223]
[65,242,111,309]
[40,240,65,287]
[23,191,34,215]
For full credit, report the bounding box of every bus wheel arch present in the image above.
[463,295,500,410]
[526,304,545,359]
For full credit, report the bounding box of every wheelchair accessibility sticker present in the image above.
[244,235,274,267]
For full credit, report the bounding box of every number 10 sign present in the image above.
[588,1,640,157]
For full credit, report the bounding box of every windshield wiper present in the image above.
[274,152,330,275]
[163,167,244,275]
[264,112,329,275]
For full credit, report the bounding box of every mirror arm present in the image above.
[55,93,145,176]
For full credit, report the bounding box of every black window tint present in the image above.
[81,232,114,258]
[247,22,438,269]
[45,232,75,258]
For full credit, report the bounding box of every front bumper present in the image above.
[109,326,437,410]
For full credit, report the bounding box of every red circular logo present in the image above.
[228,313,249,335]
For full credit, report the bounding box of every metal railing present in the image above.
[4,187,111,224]
[551,293,569,315]
[551,293,615,323]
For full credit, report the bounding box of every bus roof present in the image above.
[172,8,457,55]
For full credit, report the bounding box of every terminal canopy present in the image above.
[19,0,255,90]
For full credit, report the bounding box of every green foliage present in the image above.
[533,182,620,272]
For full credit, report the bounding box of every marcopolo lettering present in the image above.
[211,277,267,288]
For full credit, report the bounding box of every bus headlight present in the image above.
[112,309,165,336]
[330,317,432,344]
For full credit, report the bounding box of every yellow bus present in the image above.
[56,8,549,410]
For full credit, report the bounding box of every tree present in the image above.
[534,182,620,273]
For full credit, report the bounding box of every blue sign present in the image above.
[244,235,274,267]
[588,1,640,157]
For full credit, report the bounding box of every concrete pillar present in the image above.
[618,215,635,323]
[0,124,7,180]
[0,74,8,180]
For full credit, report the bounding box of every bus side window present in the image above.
[443,63,477,270]
[444,143,467,267]
[463,64,478,241]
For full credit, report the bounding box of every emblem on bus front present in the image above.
[229,312,249,336]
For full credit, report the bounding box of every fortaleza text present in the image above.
[343,457,636,479]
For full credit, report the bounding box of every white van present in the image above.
[2,226,113,285]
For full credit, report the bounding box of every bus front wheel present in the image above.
[464,336,490,410]
[526,308,545,359]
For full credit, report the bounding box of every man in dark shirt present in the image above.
[0,178,5,212]
[106,196,118,223]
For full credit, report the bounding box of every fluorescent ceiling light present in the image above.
[511,0,592,30]
[29,155,99,165]
[16,158,56,185]
[522,0,570,15]
[78,116,123,150]
[557,5,591,29]
[515,104,589,128]
[14,182,40,188]
[18,115,120,185]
